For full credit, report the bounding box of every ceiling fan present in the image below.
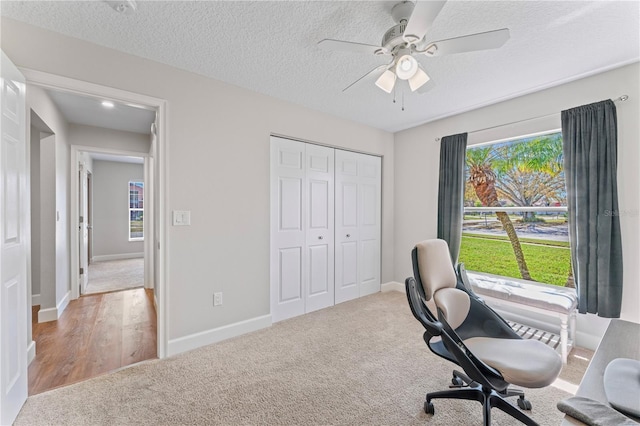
[318,1,510,94]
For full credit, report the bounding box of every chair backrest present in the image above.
[415,239,458,301]
[415,239,470,330]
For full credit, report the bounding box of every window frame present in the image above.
[128,180,144,242]
[461,131,570,289]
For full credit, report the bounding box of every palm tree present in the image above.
[466,147,533,281]
[493,135,565,222]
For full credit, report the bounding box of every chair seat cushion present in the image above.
[464,337,563,388]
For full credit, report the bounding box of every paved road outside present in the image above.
[463,222,569,243]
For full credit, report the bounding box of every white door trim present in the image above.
[19,68,169,359]
[70,145,150,294]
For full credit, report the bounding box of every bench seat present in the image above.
[466,271,578,364]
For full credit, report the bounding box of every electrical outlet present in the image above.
[214,292,223,306]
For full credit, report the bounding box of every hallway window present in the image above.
[129,181,144,241]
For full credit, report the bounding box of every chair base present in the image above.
[425,371,538,426]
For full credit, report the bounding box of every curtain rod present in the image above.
[435,95,629,142]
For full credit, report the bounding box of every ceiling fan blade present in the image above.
[426,28,510,56]
[403,0,447,44]
[318,39,387,56]
[342,63,391,92]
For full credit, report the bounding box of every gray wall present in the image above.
[27,85,70,313]
[1,18,395,348]
[69,123,150,154]
[92,160,144,259]
[29,124,41,301]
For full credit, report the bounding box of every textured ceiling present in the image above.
[3,1,639,132]
[46,89,155,134]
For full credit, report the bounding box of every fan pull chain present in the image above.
[402,89,405,111]
[392,84,397,104]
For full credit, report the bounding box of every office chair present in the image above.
[405,239,563,426]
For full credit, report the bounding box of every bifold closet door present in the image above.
[335,150,382,304]
[270,137,334,322]
[304,144,335,313]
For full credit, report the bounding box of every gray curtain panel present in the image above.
[437,133,468,264]
[561,100,623,318]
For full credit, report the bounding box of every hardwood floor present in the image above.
[29,288,156,395]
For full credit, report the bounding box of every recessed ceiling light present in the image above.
[102,101,115,108]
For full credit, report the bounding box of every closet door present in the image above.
[335,150,381,304]
[357,154,381,297]
[304,144,334,313]
[270,137,306,322]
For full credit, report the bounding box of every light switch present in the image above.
[172,210,191,226]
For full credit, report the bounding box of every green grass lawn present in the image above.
[459,234,571,286]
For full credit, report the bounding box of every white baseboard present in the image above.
[93,252,144,262]
[38,306,58,323]
[31,293,41,306]
[37,291,71,323]
[167,314,272,357]
[27,340,36,365]
[57,291,70,316]
[381,281,405,293]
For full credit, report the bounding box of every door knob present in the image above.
[346,234,351,238]
[318,236,323,240]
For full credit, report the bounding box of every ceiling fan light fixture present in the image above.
[395,54,418,80]
[408,67,430,92]
[375,70,397,94]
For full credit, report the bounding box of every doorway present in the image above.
[22,70,167,395]
[78,151,147,296]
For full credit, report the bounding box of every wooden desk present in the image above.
[562,319,640,425]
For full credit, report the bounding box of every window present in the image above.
[129,181,144,241]
[459,131,572,287]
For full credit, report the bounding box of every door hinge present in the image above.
[79,216,84,223]
[80,267,84,275]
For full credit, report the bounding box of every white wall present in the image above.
[1,19,395,349]
[394,63,640,347]
[27,85,71,314]
[92,160,144,259]
[69,123,150,154]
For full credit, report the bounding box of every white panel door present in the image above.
[304,144,334,313]
[335,150,360,304]
[78,163,89,293]
[0,51,28,425]
[358,154,381,297]
[335,150,381,304]
[270,137,306,322]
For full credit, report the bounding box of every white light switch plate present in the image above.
[172,210,191,226]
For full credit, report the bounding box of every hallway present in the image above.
[29,288,156,395]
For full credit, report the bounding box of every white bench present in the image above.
[465,271,578,364]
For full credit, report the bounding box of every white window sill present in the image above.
[129,238,144,242]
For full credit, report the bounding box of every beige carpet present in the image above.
[84,258,144,295]
[16,291,587,425]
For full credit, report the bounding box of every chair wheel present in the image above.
[517,396,532,410]
[451,376,464,386]
[424,401,435,414]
